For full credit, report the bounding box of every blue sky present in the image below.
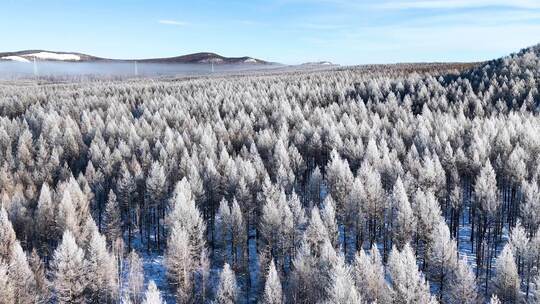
[1,0,540,64]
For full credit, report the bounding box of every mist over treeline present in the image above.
[0,61,280,79]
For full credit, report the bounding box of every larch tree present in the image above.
[321,195,339,249]
[216,198,232,252]
[0,262,15,304]
[0,207,16,261]
[126,251,144,304]
[387,243,435,304]
[230,197,246,266]
[447,256,478,304]
[103,190,122,245]
[427,220,458,301]
[167,178,206,261]
[391,177,416,249]
[166,226,194,303]
[216,263,238,304]
[8,241,37,304]
[51,230,88,304]
[326,254,361,304]
[36,183,56,257]
[262,259,283,304]
[86,229,119,303]
[352,246,392,303]
[493,244,521,304]
[325,150,354,221]
[29,249,50,303]
[142,281,165,304]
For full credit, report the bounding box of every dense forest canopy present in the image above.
[0,44,539,303]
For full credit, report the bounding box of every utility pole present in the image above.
[33,57,38,77]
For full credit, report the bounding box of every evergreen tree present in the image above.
[326,254,361,304]
[262,259,283,304]
[0,261,15,304]
[352,246,392,303]
[142,281,165,304]
[387,243,434,304]
[36,183,56,257]
[0,207,16,261]
[447,256,478,304]
[321,195,339,249]
[29,249,50,303]
[86,229,118,303]
[493,244,521,304]
[166,226,194,303]
[216,263,238,304]
[8,241,37,304]
[51,230,88,304]
[127,251,144,304]
[391,177,416,249]
[427,220,458,301]
[104,190,122,244]
[167,178,206,262]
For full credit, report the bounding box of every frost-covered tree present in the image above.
[0,207,16,261]
[166,226,194,303]
[8,241,37,304]
[493,244,521,303]
[167,178,206,260]
[86,229,118,302]
[326,254,361,304]
[387,243,434,304]
[103,190,122,244]
[262,259,283,304]
[0,262,15,304]
[325,150,354,217]
[216,198,232,257]
[447,256,478,304]
[29,249,50,303]
[321,195,339,249]
[427,220,458,301]
[127,251,144,304]
[352,246,392,303]
[51,230,88,304]
[36,183,56,256]
[142,281,165,304]
[216,263,238,304]
[230,198,246,265]
[391,177,416,249]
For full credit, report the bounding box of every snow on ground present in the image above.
[244,58,257,63]
[1,56,31,63]
[25,52,81,61]
[124,237,174,303]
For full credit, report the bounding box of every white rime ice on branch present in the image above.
[262,259,283,304]
[142,281,165,304]
[216,263,238,304]
[51,230,88,304]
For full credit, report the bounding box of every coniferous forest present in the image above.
[1,45,540,304]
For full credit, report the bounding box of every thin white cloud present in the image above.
[376,0,540,10]
[158,20,189,26]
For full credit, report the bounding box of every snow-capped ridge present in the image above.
[25,52,81,61]
[1,56,31,63]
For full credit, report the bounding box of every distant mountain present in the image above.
[0,50,270,65]
[139,52,268,64]
[0,50,101,62]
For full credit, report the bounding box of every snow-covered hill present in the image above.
[0,50,271,65]
[0,50,95,62]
